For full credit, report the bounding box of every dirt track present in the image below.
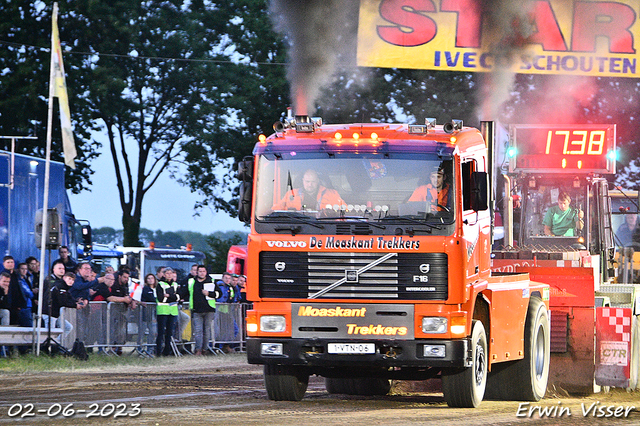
[0,354,638,425]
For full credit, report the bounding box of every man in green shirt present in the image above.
[543,191,584,236]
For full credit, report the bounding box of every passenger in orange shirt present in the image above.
[273,169,345,211]
[409,166,451,212]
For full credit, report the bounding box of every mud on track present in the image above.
[0,354,638,425]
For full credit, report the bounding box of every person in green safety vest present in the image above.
[180,265,220,355]
[155,267,180,356]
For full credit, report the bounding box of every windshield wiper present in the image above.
[262,211,324,229]
[378,215,443,230]
[316,215,386,230]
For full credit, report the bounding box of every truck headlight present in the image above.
[422,317,447,334]
[260,315,286,332]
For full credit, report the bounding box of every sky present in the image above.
[68,146,248,234]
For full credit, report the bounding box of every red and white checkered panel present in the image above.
[599,307,632,342]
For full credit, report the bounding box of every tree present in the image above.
[205,233,244,274]
[62,0,254,246]
[179,0,290,215]
[91,227,119,245]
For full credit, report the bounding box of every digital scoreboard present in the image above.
[508,124,616,174]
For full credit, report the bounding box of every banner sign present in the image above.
[357,0,640,77]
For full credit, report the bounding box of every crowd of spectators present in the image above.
[0,246,249,357]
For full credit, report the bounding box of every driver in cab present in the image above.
[543,191,584,236]
[272,169,345,211]
[408,165,450,212]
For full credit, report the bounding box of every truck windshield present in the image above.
[254,152,455,227]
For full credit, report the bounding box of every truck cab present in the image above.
[240,117,550,407]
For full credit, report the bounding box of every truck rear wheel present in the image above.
[263,364,309,401]
[511,297,550,401]
[325,377,391,396]
[442,320,487,408]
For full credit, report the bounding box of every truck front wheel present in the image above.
[442,320,487,408]
[263,364,309,401]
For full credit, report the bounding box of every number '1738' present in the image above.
[545,130,605,156]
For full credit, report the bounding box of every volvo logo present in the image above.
[275,262,286,272]
[419,264,431,273]
[345,270,358,283]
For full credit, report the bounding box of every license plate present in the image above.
[327,343,375,354]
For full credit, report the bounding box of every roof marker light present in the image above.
[353,133,360,140]
[409,124,427,134]
[371,132,379,141]
[258,134,266,143]
[335,132,343,141]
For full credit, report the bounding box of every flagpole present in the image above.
[36,2,59,356]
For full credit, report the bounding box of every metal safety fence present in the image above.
[59,302,247,356]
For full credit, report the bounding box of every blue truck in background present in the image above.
[0,149,80,265]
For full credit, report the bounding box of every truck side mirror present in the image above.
[470,171,489,212]
[237,156,253,182]
[237,157,254,223]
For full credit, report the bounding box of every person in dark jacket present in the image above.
[14,263,34,329]
[0,271,11,326]
[215,272,234,303]
[237,275,248,304]
[141,273,158,303]
[54,246,77,274]
[2,256,20,325]
[180,265,220,355]
[26,256,40,316]
[41,260,77,336]
[50,272,88,338]
[0,271,11,356]
[139,273,158,352]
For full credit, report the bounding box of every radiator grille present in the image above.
[260,251,448,300]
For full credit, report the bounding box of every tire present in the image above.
[510,297,550,401]
[263,364,309,401]
[442,320,488,408]
[325,377,391,396]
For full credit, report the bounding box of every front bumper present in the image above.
[247,337,470,369]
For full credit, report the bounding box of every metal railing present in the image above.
[59,301,247,356]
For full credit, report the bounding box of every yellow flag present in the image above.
[51,3,76,169]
